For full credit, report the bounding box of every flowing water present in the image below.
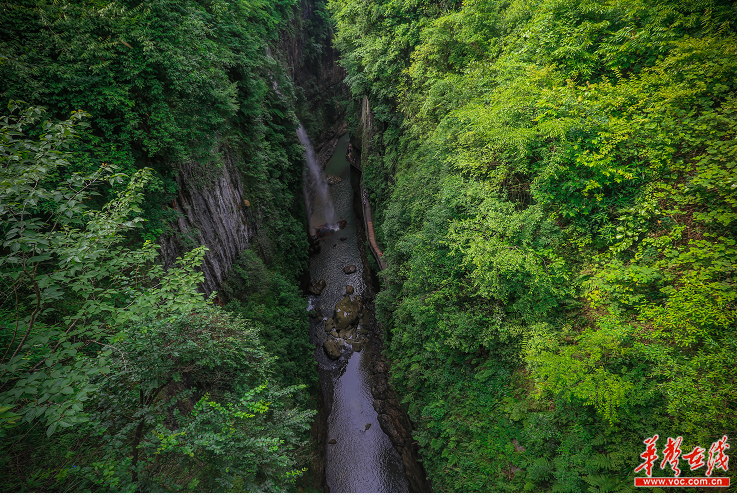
[301,132,410,492]
[298,125,336,231]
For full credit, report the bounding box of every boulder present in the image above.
[323,340,342,360]
[308,279,326,295]
[340,237,347,241]
[334,295,361,330]
[314,224,336,238]
[352,342,364,353]
[365,423,371,431]
[346,285,354,295]
[338,219,348,230]
[343,265,357,274]
[326,175,342,185]
[329,439,337,444]
[330,330,339,338]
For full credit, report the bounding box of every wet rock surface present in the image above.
[309,279,327,295]
[323,340,342,360]
[308,239,322,256]
[367,336,432,492]
[343,264,357,274]
[322,294,369,358]
[333,295,361,329]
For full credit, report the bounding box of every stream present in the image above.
[302,132,411,493]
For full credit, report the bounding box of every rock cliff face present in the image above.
[158,1,347,298]
[282,1,346,107]
[358,96,375,159]
[280,0,349,160]
[159,149,257,297]
[368,354,432,493]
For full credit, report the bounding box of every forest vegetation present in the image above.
[329,0,736,491]
[1,0,735,492]
[0,0,331,490]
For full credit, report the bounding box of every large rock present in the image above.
[343,265,357,274]
[326,175,342,185]
[308,279,326,295]
[338,219,348,230]
[323,340,342,360]
[339,327,353,340]
[314,224,335,238]
[346,285,354,295]
[334,295,362,330]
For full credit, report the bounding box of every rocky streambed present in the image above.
[322,289,369,358]
[304,133,429,493]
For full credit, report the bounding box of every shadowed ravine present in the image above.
[303,133,410,492]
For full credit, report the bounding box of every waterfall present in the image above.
[298,124,336,234]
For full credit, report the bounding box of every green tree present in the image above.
[331,0,737,490]
[0,104,314,491]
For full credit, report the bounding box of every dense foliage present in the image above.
[329,0,736,491]
[0,106,314,491]
[221,249,316,392]
[0,0,328,490]
[0,0,309,268]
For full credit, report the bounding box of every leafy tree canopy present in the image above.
[330,0,737,490]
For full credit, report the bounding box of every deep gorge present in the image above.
[0,0,431,491]
[1,0,735,492]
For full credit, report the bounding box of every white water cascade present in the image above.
[298,124,337,235]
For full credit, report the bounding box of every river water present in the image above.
[304,133,410,492]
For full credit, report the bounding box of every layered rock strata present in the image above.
[159,149,256,297]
